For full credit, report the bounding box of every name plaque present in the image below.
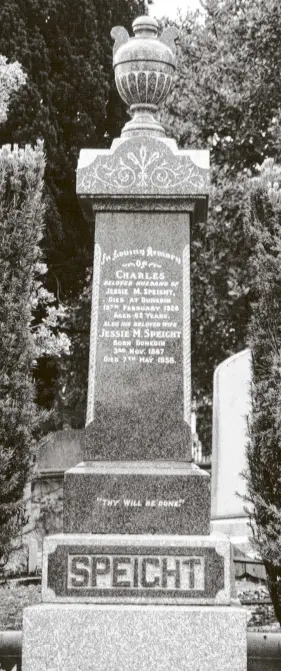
[45,542,227,603]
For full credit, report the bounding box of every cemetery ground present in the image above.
[0,575,279,632]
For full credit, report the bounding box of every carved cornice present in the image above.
[76,137,210,198]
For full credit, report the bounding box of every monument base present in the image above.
[63,460,211,534]
[22,604,247,671]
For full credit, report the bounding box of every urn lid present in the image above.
[132,15,158,36]
[112,15,177,69]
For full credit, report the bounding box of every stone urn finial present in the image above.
[111,16,178,137]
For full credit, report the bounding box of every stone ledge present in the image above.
[66,460,210,475]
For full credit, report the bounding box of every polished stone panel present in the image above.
[84,210,192,461]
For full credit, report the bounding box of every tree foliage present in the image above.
[0,0,146,297]
[0,140,46,568]
[0,0,146,426]
[0,54,26,123]
[245,158,281,624]
[161,0,281,448]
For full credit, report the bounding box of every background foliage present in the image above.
[3,2,281,443]
[0,53,70,568]
[161,0,281,447]
[245,158,281,624]
[2,0,281,445]
[0,140,45,568]
[0,0,145,426]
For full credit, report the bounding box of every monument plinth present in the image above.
[22,16,247,671]
[63,461,210,535]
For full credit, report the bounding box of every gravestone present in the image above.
[211,349,253,547]
[22,16,247,671]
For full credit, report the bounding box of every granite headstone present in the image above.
[22,16,247,671]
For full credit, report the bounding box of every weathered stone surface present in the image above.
[22,604,247,671]
[63,461,210,535]
[42,533,231,604]
[83,209,193,461]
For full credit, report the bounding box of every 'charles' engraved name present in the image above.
[115,271,165,281]
[67,554,204,591]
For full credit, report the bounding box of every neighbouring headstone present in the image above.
[22,16,247,671]
[27,538,38,575]
[211,349,262,567]
[211,350,252,536]
[36,427,84,472]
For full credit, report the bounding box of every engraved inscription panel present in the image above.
[99,247,181,366]
[85,211,191,461]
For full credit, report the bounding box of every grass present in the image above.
[0,582,41,630]
[0,578,280,631]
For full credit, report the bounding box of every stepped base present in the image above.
[22,604,247,671]
[63,460,210,534]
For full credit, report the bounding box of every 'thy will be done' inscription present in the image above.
[99,246,181,366]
